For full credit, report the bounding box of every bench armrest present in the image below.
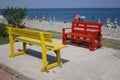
[62,28,72,33]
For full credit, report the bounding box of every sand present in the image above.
[24,20,120,39]
[24,20,71,32]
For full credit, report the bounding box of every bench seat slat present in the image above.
[65,32,94,38]
[16,37,67,50]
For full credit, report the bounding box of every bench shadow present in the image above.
[26,49,69,64]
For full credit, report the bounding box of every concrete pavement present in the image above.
[0,39,120,80]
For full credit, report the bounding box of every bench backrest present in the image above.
[72,22,103,34]
[7,27,52,42]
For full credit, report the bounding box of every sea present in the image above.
[0,8,120,25]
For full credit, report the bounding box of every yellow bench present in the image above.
[7,27,67,72]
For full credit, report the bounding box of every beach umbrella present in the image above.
[74,14,81,19]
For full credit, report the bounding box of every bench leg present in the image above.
[44,50,62,72]
[54,50,62,65]
[23,42,27,53]
[9,38,15,57]
[89,43,94,51]
[89,38,95,51]
[9,42,27,57]
[8,32,17,57]
[41,50,63,72]
[62,29,66,44]
[41,51,48,72]
[62,37,67,45]
[97,37,102,48]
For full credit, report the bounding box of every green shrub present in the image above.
[0,23,8,37]
[2,7,27,28]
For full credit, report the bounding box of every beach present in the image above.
[24,20,71,32]
[24,20,120,39]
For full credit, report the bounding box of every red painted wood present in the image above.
[62,21,103,51]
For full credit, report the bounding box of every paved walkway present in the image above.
[0,68,15,80]
[0,39,120,80]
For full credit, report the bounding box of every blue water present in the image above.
[0,8,120,25]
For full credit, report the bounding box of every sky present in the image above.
[0,0,120,9]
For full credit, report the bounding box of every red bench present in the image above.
[62,21,103,51]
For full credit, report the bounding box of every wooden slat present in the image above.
[10,28,52,42]
[72,21,103,33]
[16,36,66,50]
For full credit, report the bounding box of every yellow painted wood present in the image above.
[13,51,26,56]
[41,62,62,72]
[15,36,67,50]
[7,26,67,72]
[54,50,61,64]
[7,27,15,57]
[23,42,27,53]
[40,32,48,72]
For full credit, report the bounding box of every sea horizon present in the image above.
[0,8,120,25]
[1,7,120,9]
